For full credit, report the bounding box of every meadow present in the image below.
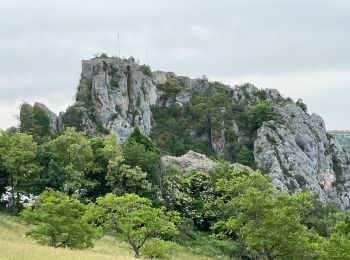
[0,213,213,260]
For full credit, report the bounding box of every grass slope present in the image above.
[0,213,213,260]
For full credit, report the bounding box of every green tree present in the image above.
[247,101,274,132]
[85,193,179,258]
[50,128,93,193]
[21,189,96,249]
[35,142,65,193]
[19,103,34,134]
[1,132,39,206]
[87,133,124,197]
[237,145,253,166]
[106,163,152,196]
[123,141,159,175]
[212,170,320,259]
[319,221,350,259]
[32,105,50,138]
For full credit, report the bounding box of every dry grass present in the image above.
[0,213,213,260]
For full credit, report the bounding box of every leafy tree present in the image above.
[211,170,320,259]
[19,103,34,134]
[0,132,39,206]
[247,101,274,132]
[50,128,93,193]
[0,158,9,197]
[0,132,9,196]
[123,141,159,176]
[21,189,96,249]
[85,193,179,258]
[237,145,253,166]
[318,220,350,259]
[32,105,50,138]
[85,133,124,198]
[19,103,51,141]
[34,142,65,193]
[302,199,341,237]
[106,164,152,196]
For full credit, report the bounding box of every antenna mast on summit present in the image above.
[117,33,120,57]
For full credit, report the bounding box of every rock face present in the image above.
[161,150,252,175]
[33,102,59,135]
[252,99,350,207]
[71,57,157,142]
[329,130,350,153]
[35,56,350,208]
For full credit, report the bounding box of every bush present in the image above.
[247,101,274,132]
[100,53,108,58]
[296,99,308,113]
[140,64,152,77]
[141,238,179,259]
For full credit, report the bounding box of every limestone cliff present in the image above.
[37,56,350,208]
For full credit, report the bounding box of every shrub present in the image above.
[296,99,308,113]
[141,238,179,259]
[140,64,152,77]
[100,53,108,58]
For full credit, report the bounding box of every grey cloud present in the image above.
[0,0,349,129]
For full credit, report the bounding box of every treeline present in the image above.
[1,127,350,259]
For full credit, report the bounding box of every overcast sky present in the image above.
[0,0,349,130]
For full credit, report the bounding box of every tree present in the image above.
[0,132,9,196]
[32,105,50,138]
[212,170,320,259]
[21,189,96,249]
[106,164,152,196]
[50,128,93,194]
[319,221,350,259]
[19,103,51,141]
[247,101,274,132]
[123,140,159,175]
[85,193,179,258]
[86,133,124,197]
[237,145,253,166]
[19,103,34,134]
[1,132,39,206]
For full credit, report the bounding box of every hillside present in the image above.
[26,56,350,208]
[0,214,214,260]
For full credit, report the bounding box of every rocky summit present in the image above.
[35,56,350,208]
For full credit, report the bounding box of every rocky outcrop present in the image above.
[33,102,58,135]
[251,91,350,207]
[34,56,350,208]
[329,130,350,153]
[161,150,252,175]
[72,57,157,142]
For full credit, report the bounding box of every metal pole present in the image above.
[118,33,120,57]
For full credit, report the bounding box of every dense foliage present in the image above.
[85,193,179,257]
[1,123,350,258]
[151,83,274,167]
[21,189,96,249]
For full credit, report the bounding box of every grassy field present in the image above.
[0,213,214,260]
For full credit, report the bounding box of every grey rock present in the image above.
[161,150,252,175]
